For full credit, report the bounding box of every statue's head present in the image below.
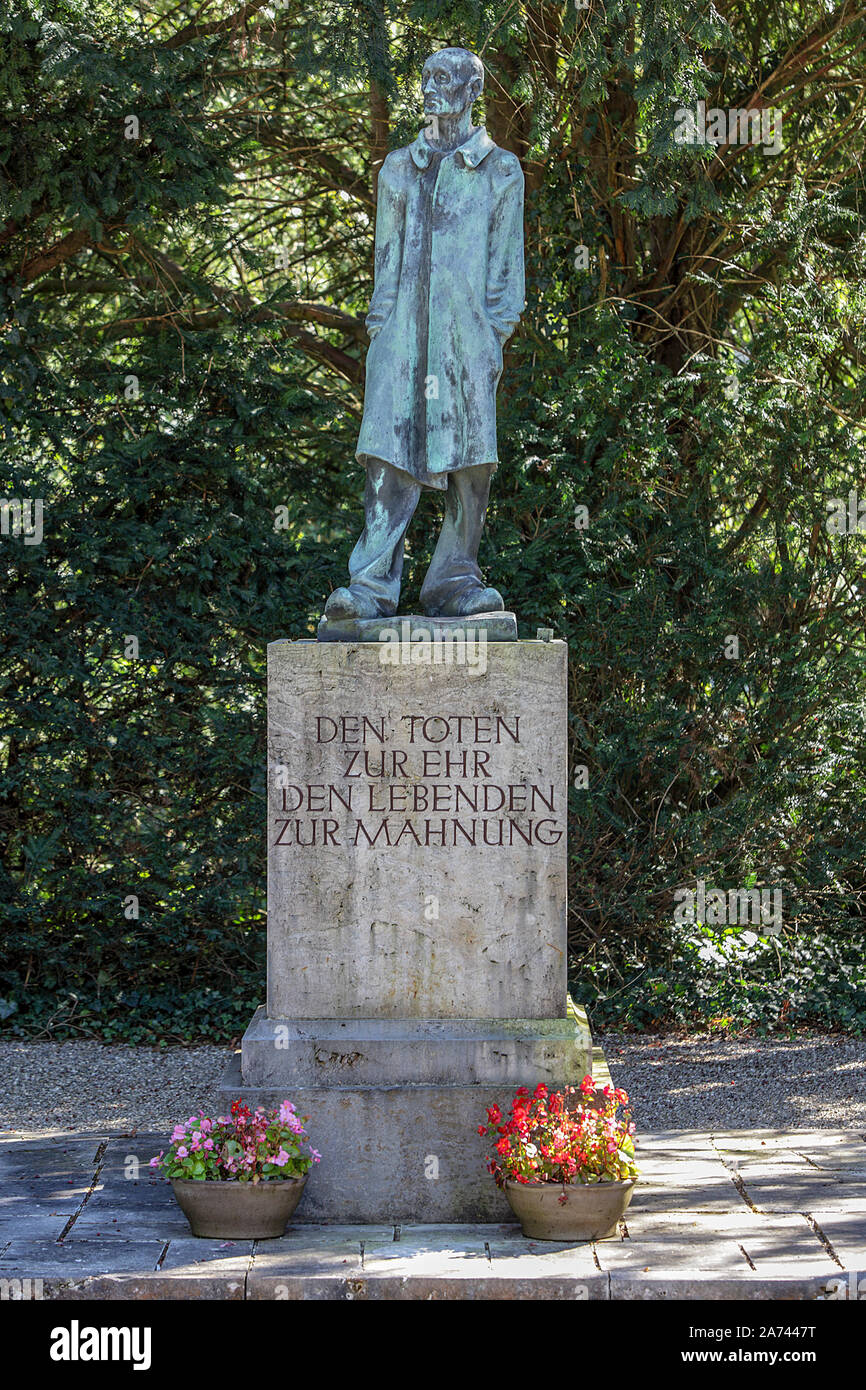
[421,48,484,119]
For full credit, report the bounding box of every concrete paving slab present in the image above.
[14,1237,254,1301]
[732,1166,866,1214]
[359,1223,493,1291]
[632,1130,722,1152]
[0,1137,108,1245]
[361,1222,495,1254]
[626,1178,744,1214]
[483,1225,606,1297]
[631,1153,720,1173]
[253,1224,370,1269]
[0,1209,77,1242]
[712,1130,866,1163]
[792,1152,866,1176]
[248,1225,372,1299]
[144,1238,253,1298]
[67,1174,183,1240]
[0,1237,166,1280]
[601,1210,844,1299]
[0,1174,91,1231]
[713,1127,866,1144]
[68,1203,190,1241]
[0,1137,103,1185]
[0,1133,108,1156]
[598,1213,753,1275]
[729,1211,841,1275]
[715,1143,866,1170]
[99,1134,169,1176]
[608,1209,837,1271]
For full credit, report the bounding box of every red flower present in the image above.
[486,1104,501,1125]
[534,1083,548,1100]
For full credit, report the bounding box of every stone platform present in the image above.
[315,611,518,642]
[219,1006,592,1223]
[3,1124,864,1300]
[219,1003,593,1222]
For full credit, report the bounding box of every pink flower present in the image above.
[274,1149,290,1167]
[278,1100,296,1123]
[176,1146,188,1158]
[203,1138,214,1150]
[310,1149,321,1162]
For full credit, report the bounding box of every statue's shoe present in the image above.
[322,586,386,621]
[427,586,505,618]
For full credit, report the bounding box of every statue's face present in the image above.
[422,50,482,118]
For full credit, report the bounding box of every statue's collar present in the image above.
[409,125,495,169]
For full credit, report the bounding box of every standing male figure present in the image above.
[322,46,525,624]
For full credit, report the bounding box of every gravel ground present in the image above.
[2,1042,231,1138]
[1,1034,865,1137]
[600,1032,866,1130]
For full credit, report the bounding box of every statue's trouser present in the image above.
[347,456,494,615]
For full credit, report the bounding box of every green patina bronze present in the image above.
[357,123,524,484]
[320,47,525,631]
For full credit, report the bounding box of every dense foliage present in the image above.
[1,0,864,1040]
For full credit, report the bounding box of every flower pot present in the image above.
[170,1176,308,1239]
[503,1178,635,1241]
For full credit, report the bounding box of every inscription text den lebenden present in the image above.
[273,713,564,849]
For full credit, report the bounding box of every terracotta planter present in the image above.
[503,1178,635,1241]
[170,1176,307,1239]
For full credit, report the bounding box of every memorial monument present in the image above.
[220,47,593,1221]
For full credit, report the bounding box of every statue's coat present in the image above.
[356,126,525,490]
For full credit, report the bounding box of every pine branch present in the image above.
[162,0,271,49]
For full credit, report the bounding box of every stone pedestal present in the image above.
[220,635,592,1221]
